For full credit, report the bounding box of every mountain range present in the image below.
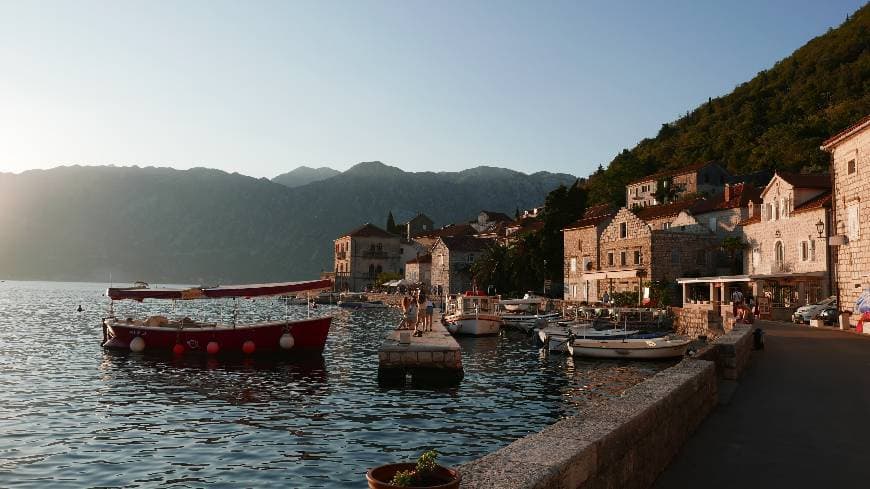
[0,163,575,283]
[271,166,341,188]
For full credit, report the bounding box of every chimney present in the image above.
[724,183,732,202]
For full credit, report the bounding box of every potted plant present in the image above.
[366,450,460,489]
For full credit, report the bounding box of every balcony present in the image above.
[336,251,347,260]
[362,250,389,259]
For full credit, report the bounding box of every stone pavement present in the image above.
[654,320,870,488]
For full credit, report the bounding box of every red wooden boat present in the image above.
[101,279,333,356]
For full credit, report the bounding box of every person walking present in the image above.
[397,294,412,330]
[425,295,434,331]
[731,288,744,318]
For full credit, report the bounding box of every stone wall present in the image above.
[829,121,870,324]
[673,303,725,339]
[459,359,718,489]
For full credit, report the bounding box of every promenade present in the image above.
[654,320,870,488]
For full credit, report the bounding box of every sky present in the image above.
[0,0,864,179]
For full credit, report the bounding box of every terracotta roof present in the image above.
[821,114,870,149]
[406,253,432,264]
[438,235,491,252]
[738,214,761,226]
[563,204,615,230]
[421,223,476,238]
[775,172,831,189]
[634,198,704,221]
[507,217,544,234]
[479,211,514,223]
[340,223,396,239]
[626,161,721,185]
[792,191,832,214]
[692,183,762,213]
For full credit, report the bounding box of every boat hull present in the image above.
[102,316,332,355]
[444,314,501,336]
[567,337,690,359]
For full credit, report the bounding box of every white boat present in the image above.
[537,324,641,353]
[444,291,501,336]
[566,336,691,359]
[498,296,560,332]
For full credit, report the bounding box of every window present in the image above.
[619,222,627,238]
[848,159,856,174]
[708,217,717,232]
[775,241,784,264]
[440,254,445,267]
[810,239,816,261]
[671,249,680,263]
[662,222,671,230]
[696,249,706,266]
[468,254,474,262]
[620,251,627,266]
[607,252,614,266]
[368,264,375,278]
[633,250,641,265]
[801,241,808,261]
[376,265,382,275]
[570,257,577,272]
[848,203,860,241]
[774,201,780,220]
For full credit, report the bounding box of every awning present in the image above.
[677,275,752,284]
[578,269,645,280]
[107,279,333,301]
[749,271,826,280]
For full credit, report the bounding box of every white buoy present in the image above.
[279,333,295,350]
[129,336,146,352]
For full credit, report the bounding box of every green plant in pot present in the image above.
[366,450,461,489]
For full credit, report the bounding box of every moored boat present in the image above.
[101,279,333,356]
[537,323,642,353]
[498,295,560,332]
[566,335,691,359]
[444,291,501,336]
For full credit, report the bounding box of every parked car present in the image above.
[817,307,839,325]
[792,297,837,324]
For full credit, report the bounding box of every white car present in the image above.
[792,297,837,324]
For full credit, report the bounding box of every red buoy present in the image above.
[206,341,220,355]
[172,343,185,356]
[242,340,256,355]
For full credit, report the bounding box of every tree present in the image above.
[386,211,397,234]
[721,236,748,274]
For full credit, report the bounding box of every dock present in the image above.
[377,310,463,386]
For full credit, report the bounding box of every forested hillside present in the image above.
[584,5,870,206]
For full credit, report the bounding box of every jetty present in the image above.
[377,310,463,386]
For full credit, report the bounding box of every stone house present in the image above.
[625,161,730,207]
[400,213,434,241]
[470,210,513,233]
[430,236,491,296]
[333,223,402,292]
[740,172,832,308]
[563,204,615,302]
[822,115,870,324]
[405,253,432,289]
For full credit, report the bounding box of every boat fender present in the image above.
[129,336,146,352]
[242,340,256,355]
[206,341,220,355]
[172,343,185,356]
[279,333,295,350]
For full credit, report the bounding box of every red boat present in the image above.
[101,279,333,356]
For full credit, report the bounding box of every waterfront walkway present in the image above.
[654,320,870,488]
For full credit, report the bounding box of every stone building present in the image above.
[430,236,491,296]
[564,203,719,305]
[333,223,402,292]
[740,172,832,308]
[470,210,513,233]
[625,161,730,207]
[563,204,615,302]
[405,253,432,289]
[400,213,434,241]
[822,115,870,324]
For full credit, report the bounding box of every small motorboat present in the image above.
[537,323,641,353]
[566,335,691,359]
[444,291,501,336]
[498,296,560,333]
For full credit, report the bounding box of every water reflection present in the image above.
[0,281,673,488]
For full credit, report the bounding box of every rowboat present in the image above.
[444,291,501,336]
[101,279,333,356]
[566,335,691,359]
[537,323,641,353]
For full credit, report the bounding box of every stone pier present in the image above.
[377,311,463,386]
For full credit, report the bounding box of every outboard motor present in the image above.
[753,328,765,350]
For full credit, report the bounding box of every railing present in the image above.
[362,250,389,259]
[336,251,347,260]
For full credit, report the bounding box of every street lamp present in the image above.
[815,219,825,238]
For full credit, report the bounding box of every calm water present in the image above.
[0,281,672,488]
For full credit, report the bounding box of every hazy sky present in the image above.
[0,1,863,178]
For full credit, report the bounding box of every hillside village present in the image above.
[330,114,870,328]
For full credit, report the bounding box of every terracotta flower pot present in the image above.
[366,462,461,489]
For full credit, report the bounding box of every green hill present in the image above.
[585,5,870,206]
